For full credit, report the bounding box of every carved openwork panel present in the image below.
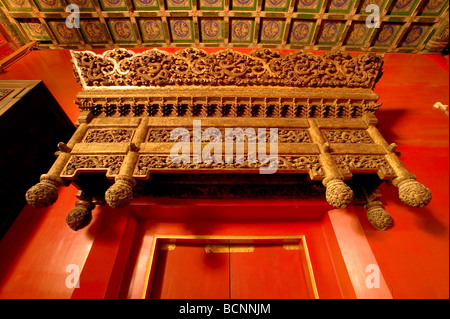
[133,155,324,177]
[324,130,373,144]
[71,48,384,90]
[83,129,135,143]
[26,48,432,232]
[61,155,125,178]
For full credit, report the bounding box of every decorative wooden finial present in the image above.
[363,190,393,231]
[325,179,354,208]
[104,175,137,208]
[25,174,63,208]
[365,201,393,231]
[66,199,94,231]
[396,178,432,208]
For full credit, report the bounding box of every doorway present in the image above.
[142,236,318,299]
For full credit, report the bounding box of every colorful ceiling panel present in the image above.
[0,0,448,53]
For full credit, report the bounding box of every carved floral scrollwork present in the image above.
[146,128,310,143]
[324,129,373,143]
[118,49,190,86]
[71,48,384,89]
[340,52,384,88]
[278,129,311,143]
[189,50,266,86]
[83,129,134,143]
[71,51,116,86]
[334,155,395,176]
[103,48,135,62]
[62,155,125,177]
[133,155,323,177]
[147,129,174,143]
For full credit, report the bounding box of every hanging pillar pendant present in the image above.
[324,178,354,209]
[394,176,432,208]
[104,118,148,209]
[25,120,90,208]
[366,116,432,209]
[365,200,393,231]
[66,199,94,231]
[308,118,354,209]
[25,174,64,208]
[105,175,137,209]
[65,191,95,231]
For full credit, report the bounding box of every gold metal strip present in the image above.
[159,243,176,251]
[205,244,255,253]
[283,243,303,250]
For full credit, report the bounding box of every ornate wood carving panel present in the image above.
[25,47,433,232]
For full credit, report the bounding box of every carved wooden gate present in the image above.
[25,48,432,231]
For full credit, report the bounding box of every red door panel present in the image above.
[230,244,315,299]
[150,244,230,299]
[150,241,316,299]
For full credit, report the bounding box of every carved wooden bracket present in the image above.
[25,48,432,231]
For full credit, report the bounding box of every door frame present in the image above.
[141,235,319,299]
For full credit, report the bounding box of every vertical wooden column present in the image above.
[105,118,149,208]
[308,119,354,208]
[25,111,92,208]
[363,114,432,208]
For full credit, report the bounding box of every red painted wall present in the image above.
[358,54,449,298]
[0,49,448,299]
